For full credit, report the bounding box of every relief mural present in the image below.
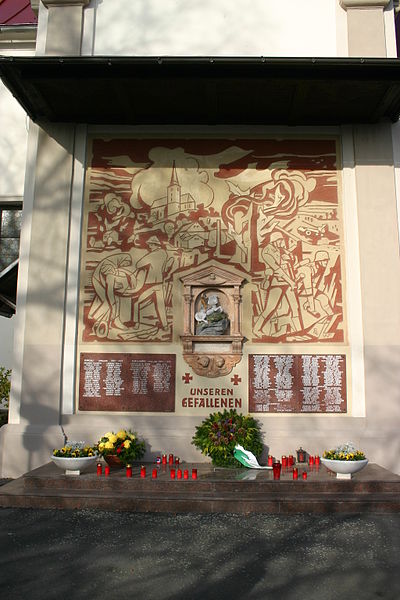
[80,139,345,344]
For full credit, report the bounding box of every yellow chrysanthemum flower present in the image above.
[117,430,127,440]
[123,440,131,448]
[98,442,105,451]
[108,434,117,444]
[105,441,114,449]
[104,432,113,439]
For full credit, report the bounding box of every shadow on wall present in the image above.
[362,345,400,474]
[92,0,337,57]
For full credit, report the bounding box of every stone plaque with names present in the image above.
[79,353,175,412]
[249,354,347,413]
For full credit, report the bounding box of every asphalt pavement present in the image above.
[0,509,399,600]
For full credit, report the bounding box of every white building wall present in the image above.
[89,0,338,57]
[0,316,14,369]
[0,48,34,371]
[0,49,33,197]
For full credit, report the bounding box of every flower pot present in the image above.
[320,458,368,479]
[51,455,98,475]
[104,455,124,469]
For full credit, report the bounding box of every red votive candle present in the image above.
[152,469,158,479]
[162,454,167,465]
[288,455,294,466]
[268,455,273,467]
[293,467,298,480]
[140,466,146,478]
[169,454,174,465]
[192,469,198,480]
[97,463,102,476]
[175,457,180,465]
[315,455,320,465]
[104,465,110,477]
[309,455,314,465]
[282,455,288,467]
[170,469,176,479]
[183,469,189,480]
[177,469,182,479]
[302,471,308,480]
[126,465,133,478]
[272,462,281,480]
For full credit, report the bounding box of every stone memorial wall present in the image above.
[76,137,348,414]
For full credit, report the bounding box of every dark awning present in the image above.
[0,260,18,318]
[1,56,400,125]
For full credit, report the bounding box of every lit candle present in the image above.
[140,466,146,478]
[177,469,182,479]
[152,469,158,479]
[162,454,167,465]
[104,465,110,477]
[302,471,308,480]
[309,455,314,466]
[192,469,198,480]
[288,455,294,466]
[97,463,102,476]
[315,455,320,465]
[272,462,281,480]
[293,467,298,480]
[170,469,176,479]
[282,456,288,467]
[183,469,189,480]
[267,455,273,467]
[126,464,133,478]
[169,454,174,465]
[175,457,180,465]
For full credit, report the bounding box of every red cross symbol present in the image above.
[231,374,242,385]
[182,373,193,384]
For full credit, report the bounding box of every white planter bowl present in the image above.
[321,458,368,479]
[51,455,98,475]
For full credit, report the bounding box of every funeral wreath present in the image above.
[96,429,145,466]
[192,409,263,468]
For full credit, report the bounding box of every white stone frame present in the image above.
[61,125,87,415]
[60,124,366,418]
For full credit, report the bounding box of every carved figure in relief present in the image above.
[195,293,229,336]
[89,193,131,250]
[133,236,172,331]
[88,253,136,337]
[253,232,301,337]
[296,250,334,318]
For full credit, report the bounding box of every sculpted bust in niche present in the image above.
[195,292,229,336]
[180,262,245,376]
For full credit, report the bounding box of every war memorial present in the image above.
[0,1,399,512]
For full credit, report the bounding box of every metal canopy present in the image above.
[1,56,400,125]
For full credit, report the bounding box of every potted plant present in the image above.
[51,442,98,474]
[96,429,145,468]
[321,442,368,479]
[192,409,263,468]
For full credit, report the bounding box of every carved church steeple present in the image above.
[167,161,181,215]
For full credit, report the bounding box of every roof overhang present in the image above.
[1,56,400,125]
[0,260,18,318]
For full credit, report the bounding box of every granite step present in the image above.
[0,462,399,514]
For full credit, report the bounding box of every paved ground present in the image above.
[0,509,399,600]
